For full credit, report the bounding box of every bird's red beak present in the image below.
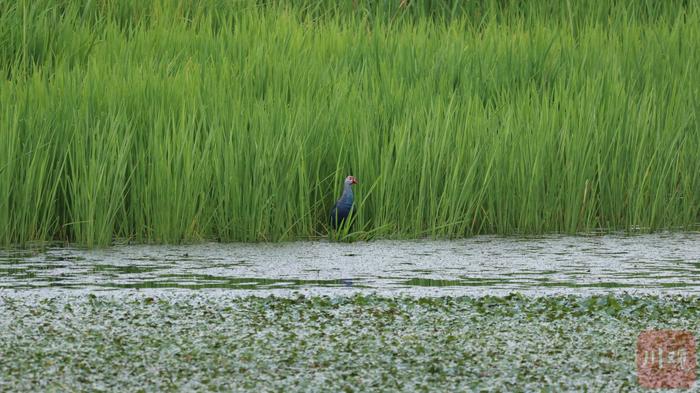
[352,177,358,184]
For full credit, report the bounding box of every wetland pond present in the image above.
[3,233,700,391]
[2,233,699,297]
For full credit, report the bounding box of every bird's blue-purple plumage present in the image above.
[329,182,355,228]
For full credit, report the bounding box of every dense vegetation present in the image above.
[1,0,699,246]
[2,293,698,391]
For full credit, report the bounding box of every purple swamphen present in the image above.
[329,175,358,229]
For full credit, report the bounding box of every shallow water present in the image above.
[1,233,699,297]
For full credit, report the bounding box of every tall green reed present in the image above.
[0,0,698,246]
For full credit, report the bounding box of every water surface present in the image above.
[1,233,699,297]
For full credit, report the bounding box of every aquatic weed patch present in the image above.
[0,294,697,391]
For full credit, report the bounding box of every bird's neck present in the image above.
[340,184,354,203]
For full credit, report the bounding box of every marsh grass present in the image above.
[0,0,698,246]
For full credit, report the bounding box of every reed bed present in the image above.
[1,0,698,246]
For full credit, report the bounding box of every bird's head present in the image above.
[345,175,358,186]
